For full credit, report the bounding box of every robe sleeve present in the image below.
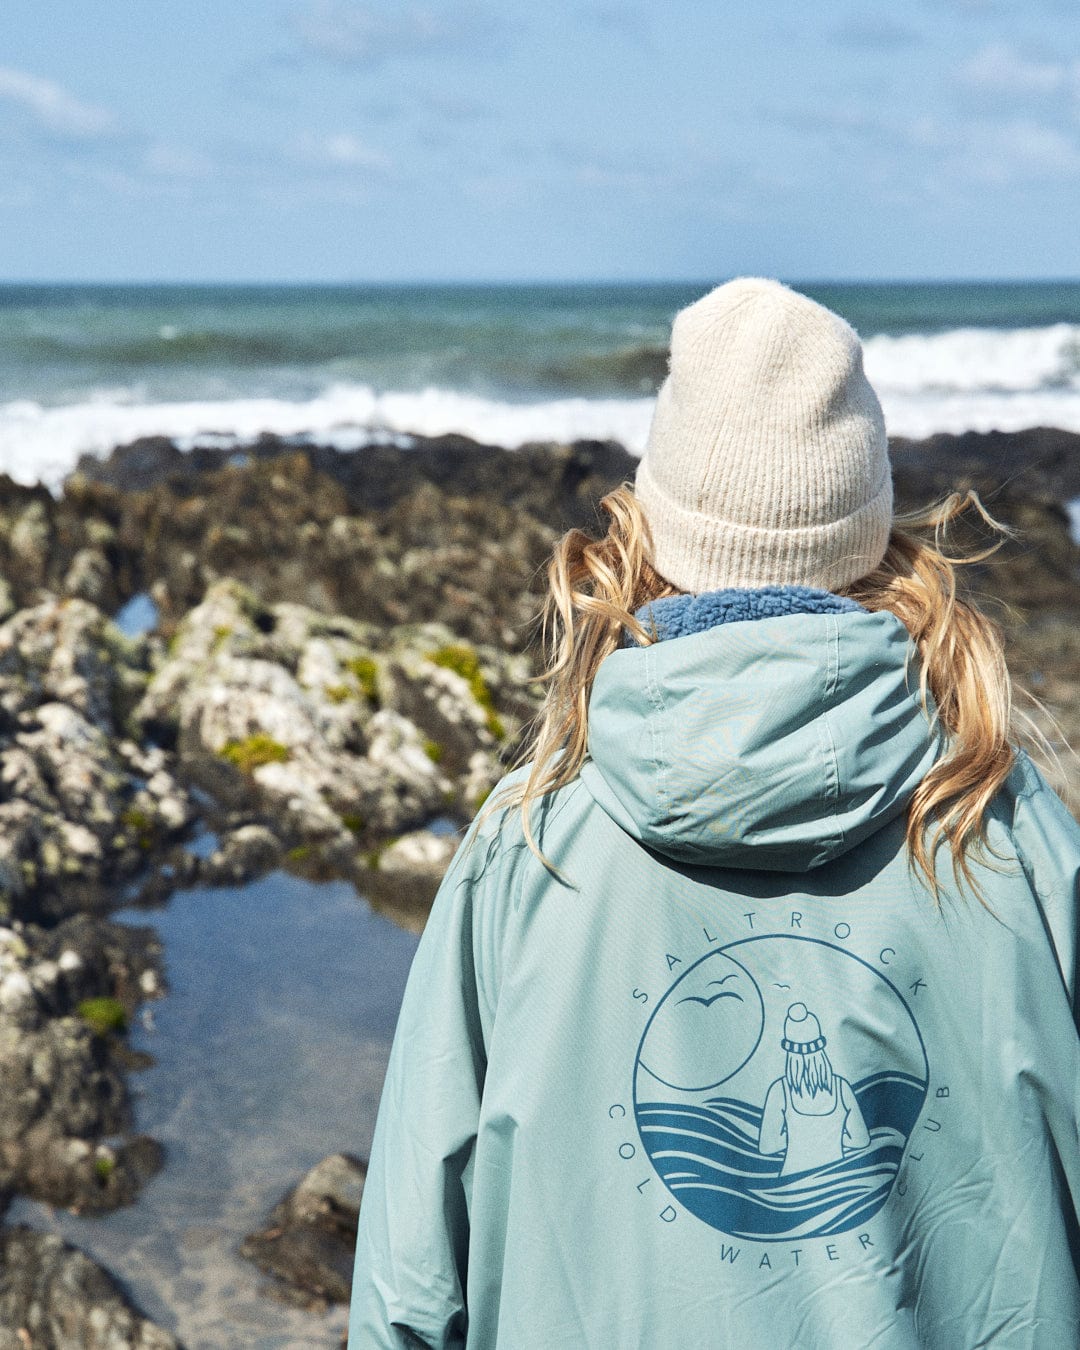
[1009,750,1080,1026]
[347,809,515,1349]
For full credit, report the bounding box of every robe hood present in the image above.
[580,605,948,871]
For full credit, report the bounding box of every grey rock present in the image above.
[0,914,166,1214]
[202,824,282,885]
[62,549,116,611]
[0,601,195,923]
[0,1225,178,1348]
[135,582,536,873]
[8,502,50,590]
[362,829,461,932]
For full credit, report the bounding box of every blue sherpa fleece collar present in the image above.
[629,585,864,645]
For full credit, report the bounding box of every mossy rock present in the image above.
[77,997,128,1037]
[344,656,380,707]
[218,733,291,774]
[426,644,506,740]
[120,804,156,851]
[423,739,444,764]
[364,835,399,870]
[341,813,366,835]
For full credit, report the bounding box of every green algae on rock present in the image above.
[218,733,292,774]
[75,996,128,1037]
[426,642,507,741]
[344,655,381,706]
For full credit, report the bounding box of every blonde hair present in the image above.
[483,483,1066,910]
[786,1049,835,1101]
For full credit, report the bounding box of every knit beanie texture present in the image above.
[634,277,893,593]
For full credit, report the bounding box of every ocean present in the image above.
[2,280,1080,491]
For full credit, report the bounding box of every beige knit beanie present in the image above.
[634,277,893,593]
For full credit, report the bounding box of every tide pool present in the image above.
[6,869,419,1348]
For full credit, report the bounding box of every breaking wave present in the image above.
[5,309,1080,490]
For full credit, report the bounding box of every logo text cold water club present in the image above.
[607,910,951,1273]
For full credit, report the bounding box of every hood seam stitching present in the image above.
[818,615,845,861]
[644,644,670,815]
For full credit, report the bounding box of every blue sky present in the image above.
[1,0,1079,282]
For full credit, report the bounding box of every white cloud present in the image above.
[958,43,1074,97]
[289,132,393,172]
[294,1,503,67]
[0,67,117,139]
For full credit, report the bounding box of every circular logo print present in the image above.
[634,936,928,1242]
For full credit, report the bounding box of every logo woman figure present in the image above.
[759,1003,871,1176]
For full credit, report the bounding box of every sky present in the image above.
[1,0,1079,282]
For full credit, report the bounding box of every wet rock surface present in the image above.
[240,1153,367,1311]
[0,1225,178,1348]
[57,436,579,652]
[0,598,194,925]
[0,913,165,1216]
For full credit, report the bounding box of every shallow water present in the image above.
[7,869,420,1349]
[1066,497,1080,548]
[113,590,160,638]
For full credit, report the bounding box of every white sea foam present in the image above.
[0,385,657,492]
[860,322,1080,439]
[3,324,1080,492]
[863,323,1080,395]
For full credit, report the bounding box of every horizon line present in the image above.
[2,275,1080,289]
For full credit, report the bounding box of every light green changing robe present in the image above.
[349,608,1080,1348]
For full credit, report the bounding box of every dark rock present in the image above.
[0,915,166,1214]
[240,1152,367,1309]
[72,436,191,496]
[70,430,638,529]
[53,437,607,648]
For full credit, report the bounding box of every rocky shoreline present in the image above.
[0,426,1075,1343]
